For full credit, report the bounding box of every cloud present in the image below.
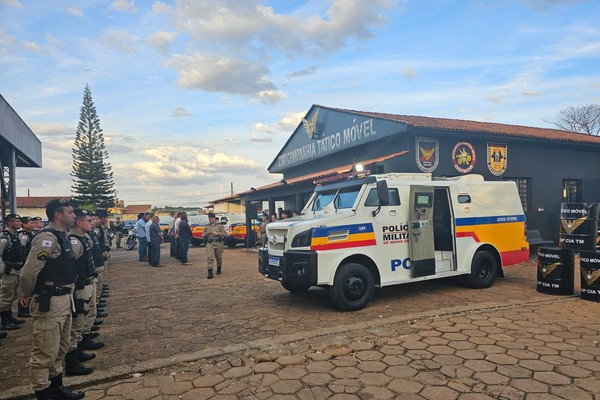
[521,0,582,10]
[109,0,137,14]
[276,111,304,131]
[23,41,44,53]
[166,0,393,102]
[287,66,318,79]
[67,7,83,17]
[119,146,264,187]
[522,90,542,96]
[151,1,170,13]
[401,68,416,80]
[169,52,286,103]
[487,94,502,103]
[148,31,178,53]
[29,122,74,137]
[45,34,61,46]
[171,106,191,117]
[249,134,273,143]
[0,0,23,8]
[102,30,137,53]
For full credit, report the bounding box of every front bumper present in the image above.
[258,248,318,286]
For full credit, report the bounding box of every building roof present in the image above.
[331,106,600,145]
[209,195,240,205]
[16,196,71,208]
[123,204,152,214]
[239,151,407,195]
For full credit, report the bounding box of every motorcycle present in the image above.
[125,229,138,250]
[107,229,116,248]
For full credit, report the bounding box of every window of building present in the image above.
[504,177,530,212]
[562,179,582,202]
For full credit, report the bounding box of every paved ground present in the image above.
[1,244,598,399]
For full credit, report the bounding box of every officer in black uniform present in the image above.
[0,213,29,330]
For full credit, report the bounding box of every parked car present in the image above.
[224,221,261,247]
[122,220,136,233]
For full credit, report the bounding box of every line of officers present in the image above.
[0,199,111,400]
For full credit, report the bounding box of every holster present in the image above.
[35,294,51,313]
[74,298,89,316]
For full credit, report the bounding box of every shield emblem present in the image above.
[416,137,439,173]
[487,143,507,176]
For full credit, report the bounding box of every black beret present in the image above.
[208,213,216,218]
[73,209,91,218]
[6,213,21,220]
[95,209,109,218]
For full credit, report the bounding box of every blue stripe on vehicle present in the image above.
[455,215,526,226]
[312,223,374,238]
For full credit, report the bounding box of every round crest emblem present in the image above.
[452,142,476,174]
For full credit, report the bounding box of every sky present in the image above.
[1,0,599,207]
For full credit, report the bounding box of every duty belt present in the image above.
[37,286,72,296]
[207,238,223,243]
[4,261,24,270]
[76,277,94,286]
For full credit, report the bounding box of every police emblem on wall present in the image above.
[415,137,439,173]
[487,143,507,176]
[302,108,319,140]
[452,141,476,174]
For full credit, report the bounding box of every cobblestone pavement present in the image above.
[1,244,598,399]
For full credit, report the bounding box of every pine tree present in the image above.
[71,84,115,208]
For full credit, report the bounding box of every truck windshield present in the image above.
[311,185,362,211]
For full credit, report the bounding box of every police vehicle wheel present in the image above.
[330,263,374,311]
[281,282,311,293]
[465,250,496,288]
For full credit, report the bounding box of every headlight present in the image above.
[291,229,312,248]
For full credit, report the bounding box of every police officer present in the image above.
[19,198,85,400]
[0,213,29,330]
[18,216,37,317]
[203,213,227,279]
[113,217,124,248]
[65,209,97,376]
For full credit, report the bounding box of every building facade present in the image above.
[240,105,600,245]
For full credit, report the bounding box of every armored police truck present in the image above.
[258,172,529,311]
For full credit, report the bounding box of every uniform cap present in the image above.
[32,216,42,221]
[95,209,109,218]
[21,216,31,224]
[5,213,21,220]
[73,208,91,218]
[208,212,216,218]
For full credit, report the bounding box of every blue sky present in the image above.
[1,0,599,207]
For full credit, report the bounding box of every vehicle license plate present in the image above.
[268,256,280,266]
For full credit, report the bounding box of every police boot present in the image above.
[93,319,103,326]
[97,299,107,308]
[96,310,108,318]
[102,283,109,290]
[18,304,32,318]
[9,310,25,324]
[0,310,20,330]
[65,350,94,376]
[76,342,96,362]
[34,386,51,400]
[91,325,100,332]
[207,269,213,279]
[216,265,222,275]
[48,373,85,399]
[81,333,104,350]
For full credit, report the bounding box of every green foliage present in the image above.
[71,84,115,208]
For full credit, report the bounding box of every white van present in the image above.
[259,172,529,310]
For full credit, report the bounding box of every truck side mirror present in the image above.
[377,180,389,206]
[373,180,389,217]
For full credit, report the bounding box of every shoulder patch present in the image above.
[37,251,49,261]
[0,238,7,243]
[71,239,79,244]
[41,239,53,247]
